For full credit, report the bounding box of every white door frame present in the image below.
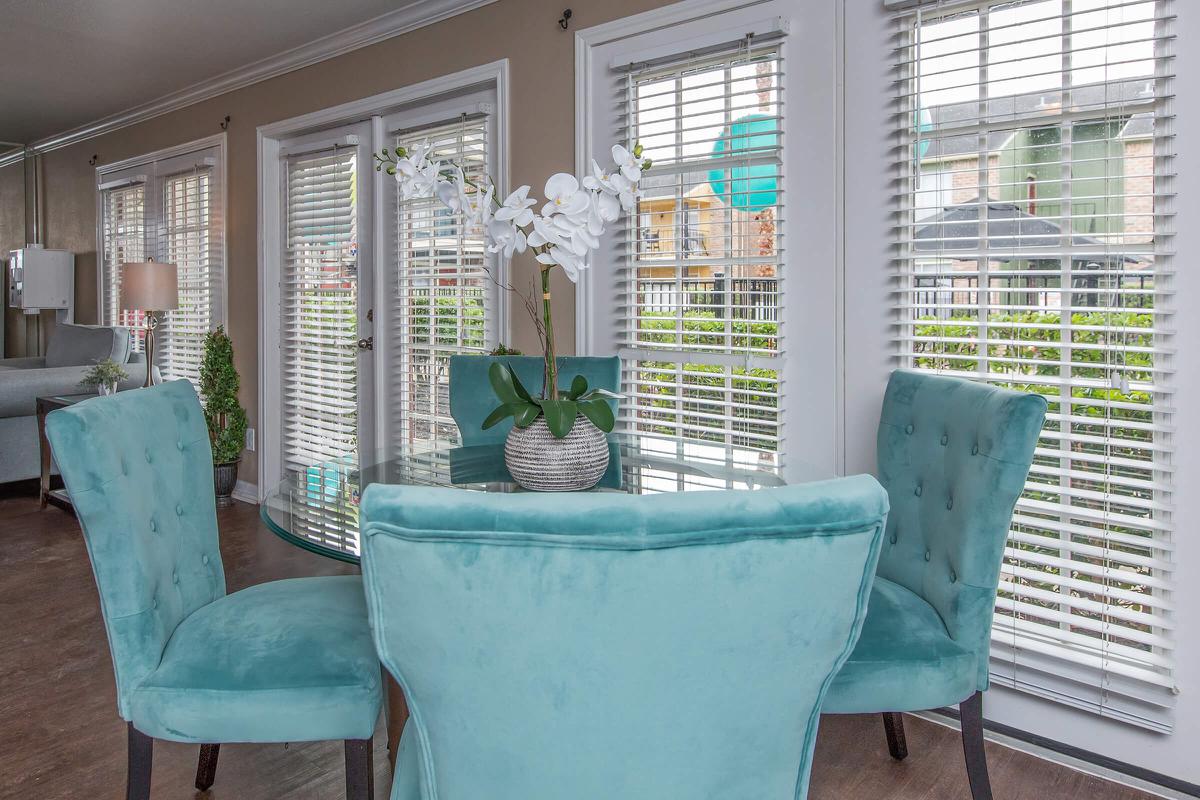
[256,60,510,498]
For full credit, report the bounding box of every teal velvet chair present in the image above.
[822,370,1047,800]
[448,355,620,445]
[45,381,383,800]
[360,477,890,800]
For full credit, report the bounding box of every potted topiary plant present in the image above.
[199,326,248,507]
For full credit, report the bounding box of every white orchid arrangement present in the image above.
[375,142,652,438]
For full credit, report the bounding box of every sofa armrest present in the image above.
[0,357,48,370]
[0,362,149,418]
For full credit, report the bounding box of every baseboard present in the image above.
[915,709,1200,799]
[231,479,259,505]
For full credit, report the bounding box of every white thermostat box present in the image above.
[8,246,74,314]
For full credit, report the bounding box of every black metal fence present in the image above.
[638,276,779,322]
[913,272,1154,318]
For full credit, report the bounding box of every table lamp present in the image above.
[120,259,178,387]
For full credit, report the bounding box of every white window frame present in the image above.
[257,60,510,499]
[94,133,228,374]
[575,0,842,481]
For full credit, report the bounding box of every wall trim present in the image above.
[0,0,497,170]
[231,480,259,506]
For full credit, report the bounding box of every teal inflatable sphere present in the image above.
[708,114,779,211]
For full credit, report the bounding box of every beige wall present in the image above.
[0,0,669,485]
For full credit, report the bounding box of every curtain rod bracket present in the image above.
[220,115,231,131]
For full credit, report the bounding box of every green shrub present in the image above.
[200,326,249,464]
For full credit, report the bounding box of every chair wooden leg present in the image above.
[960,691,994,800]
[345,738,375,800]
[882,712,909,760]
[195,743,220,791]
[126,723,153,800]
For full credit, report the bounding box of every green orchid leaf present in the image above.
[513,402,542,428]
[578,387,622,401]
[488,361,522,404]
[568,374,589,400]
[579,398,616,432]
[481,403,517,430]
[508,366,533,401]
[540,399,579,438]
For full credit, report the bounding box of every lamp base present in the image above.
[143,315,159,387]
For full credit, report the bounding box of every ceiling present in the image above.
[0,0,431,144]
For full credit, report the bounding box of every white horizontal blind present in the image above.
[281,146,360,494]
[159,169,215,385]
[615,36,785,463]
[389,115,491,447]
[892,0,1176,729]
[100,183,147,348]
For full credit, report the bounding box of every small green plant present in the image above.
[199,326,249,465]
[482,361,619,438]
[78,358,129,391]
[488,343,522,356]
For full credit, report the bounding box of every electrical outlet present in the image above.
[245,427,256,452]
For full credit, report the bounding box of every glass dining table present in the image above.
[260,433,831,564]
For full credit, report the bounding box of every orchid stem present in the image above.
[541,264,558,401]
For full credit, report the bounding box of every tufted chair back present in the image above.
[45,380,226,719]
[875,370,1046,687]
[448,355,621,445]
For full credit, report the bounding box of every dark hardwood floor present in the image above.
[0,482,1158,799]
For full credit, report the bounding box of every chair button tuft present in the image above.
[889,532,897,544]
[152,597,158,610]
[925,550,932,562]
[202,554,209,566]
[946,497,954,510]
[914,484,923,497]
[149,519,157,532]
[175,504,184,516]
[145,449,153,463]
[971,443,979,456]
[950,569,958,583]
[176,440,184,451]
[172,572,180,585]
[941,433,949,445]
[905,423,914,435]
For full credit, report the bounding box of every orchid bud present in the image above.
[633,143,643,158]
[386,165,396,175]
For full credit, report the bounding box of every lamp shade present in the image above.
[121,259,178,312]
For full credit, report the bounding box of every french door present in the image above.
[277,123,376,520]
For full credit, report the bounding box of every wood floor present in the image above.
[0,483,1159,800]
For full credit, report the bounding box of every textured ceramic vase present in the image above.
[504,417,609,492]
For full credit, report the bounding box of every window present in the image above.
[97,139,224,386]
[893,0,1175,729]
[389,114,493,447]
[614,37,784,460]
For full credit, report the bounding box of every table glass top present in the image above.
[261,434,826,563]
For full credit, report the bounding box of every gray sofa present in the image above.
[0,323,151,484]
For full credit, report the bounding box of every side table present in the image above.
[36,393,95,511]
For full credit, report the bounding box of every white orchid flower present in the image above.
[582,158,619,194]
[611,144,643,182]
[536,245,586,283]
[527,214,568,249]
[486,218,527,258]
[541,173,590,218]
[494,185,537,227]
[591,190,620,225]
[610,173,641,213]
[467,184,495,229]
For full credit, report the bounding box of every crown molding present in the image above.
[0,0,496,169]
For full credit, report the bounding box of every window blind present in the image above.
[101,183,146,345]
[891,0,1176,730]
[98,146,223,386]
[281,146,360,491]
[614,36,785,463]
[389,114,491,447]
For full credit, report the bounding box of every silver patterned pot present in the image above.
[214,459,240,508]
[504,416,609,492]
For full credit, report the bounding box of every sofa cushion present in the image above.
[44,323,131,367]
[822,576,978,714]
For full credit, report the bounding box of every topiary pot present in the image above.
[504,417,609,492]
[214,459,240,508]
